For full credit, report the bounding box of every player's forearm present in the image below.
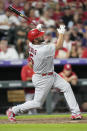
[55,25,65,50]
[55,34,64,50]
[71,79,78,85]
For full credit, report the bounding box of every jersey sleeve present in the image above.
[40,44,56,57]
[59,72,64,78]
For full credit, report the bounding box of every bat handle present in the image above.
[23,16,37,26]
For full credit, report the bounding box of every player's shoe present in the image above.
[71,114,82,120]
[6,108,16,122]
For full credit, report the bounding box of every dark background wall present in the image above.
[0,65,87,81]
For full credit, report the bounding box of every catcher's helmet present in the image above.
[28,29,44,42]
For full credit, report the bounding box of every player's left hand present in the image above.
[36,24,43,31]
[57,25,66,34]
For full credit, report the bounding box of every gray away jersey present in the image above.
[29,42,55,74]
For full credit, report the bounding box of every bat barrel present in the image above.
[8,5,21,15]
[8,5,37,26]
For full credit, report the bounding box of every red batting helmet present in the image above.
[27,29,45,42]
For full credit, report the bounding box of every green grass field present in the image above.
[0,114,87,131]
[0,124,87,131]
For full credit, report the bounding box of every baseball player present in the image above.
[6,24,82,122]
[59,64,78,85]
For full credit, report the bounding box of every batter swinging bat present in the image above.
[8,5,37,26]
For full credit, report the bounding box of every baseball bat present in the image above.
[8,5,37,26]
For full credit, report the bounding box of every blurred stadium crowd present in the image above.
[0,0,87,59]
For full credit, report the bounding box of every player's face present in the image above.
[64,69,71,77]
[38,36,45,43]
[34,36,45,44]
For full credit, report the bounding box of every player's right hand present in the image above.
[36,24,43,31]
[57,25,65,34]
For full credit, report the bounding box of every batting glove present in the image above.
[36,24,43,31]
[57,25,65,34]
